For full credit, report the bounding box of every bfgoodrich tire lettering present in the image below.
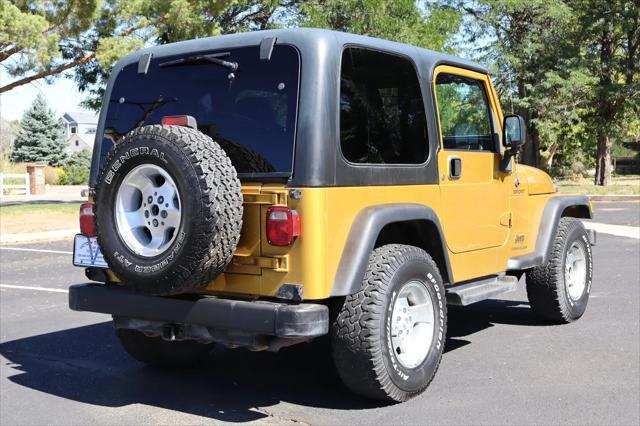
[95,125,243,295]
[526,217,593,323]
[331,244,447,402]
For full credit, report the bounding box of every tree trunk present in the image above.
[594,130,613,185]
[522,121,540,168]
[592,3,616,186]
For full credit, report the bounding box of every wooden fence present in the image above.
[0,173,30,198]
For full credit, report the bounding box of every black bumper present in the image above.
[69,283,328,338]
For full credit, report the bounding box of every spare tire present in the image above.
[94,125,243,295]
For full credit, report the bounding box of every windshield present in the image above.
[99,44,300,178]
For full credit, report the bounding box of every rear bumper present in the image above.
[69,283,328,338]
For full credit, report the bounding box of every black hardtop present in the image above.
[113,28,486,75]
[91,28,489,187]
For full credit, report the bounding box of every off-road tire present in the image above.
[526,217,593,323]
[95,125,243,295]
[331,244,447,402]
[217,138,276,173]
[116,328,213,368]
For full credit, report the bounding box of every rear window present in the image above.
[100,45,300,178]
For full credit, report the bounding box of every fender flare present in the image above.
[330,203,453,296]
[507,195,593,270]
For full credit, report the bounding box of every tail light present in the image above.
[161,115,197,129]
[266,206,301,246]
[79,203,96,237]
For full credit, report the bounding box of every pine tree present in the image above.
[10,94,67,165]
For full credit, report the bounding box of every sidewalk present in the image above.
[590,194,640,201]
[0,185,87,205]
[0,229,77,244]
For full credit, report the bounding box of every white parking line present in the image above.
[0,284,69,293]
[582,221,640,240]
[0,247,72,255]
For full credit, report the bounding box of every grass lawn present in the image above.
[557,175,640,195]
[0,203,80,235]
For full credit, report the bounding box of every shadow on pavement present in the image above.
[0,298,543,422]
[445,298,546,352]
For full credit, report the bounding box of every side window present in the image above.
[435,73,495,151]
[340,48,428,164]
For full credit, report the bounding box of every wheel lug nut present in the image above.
[153,219,158,227]
[145,210,149,218]
[147,196,153,203]
[161,210,168,218]
[158,196,164,204]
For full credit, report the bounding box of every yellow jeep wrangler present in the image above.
[70,29,596,402]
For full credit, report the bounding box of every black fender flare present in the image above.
[507,195,593,270]
[330,203,453,296]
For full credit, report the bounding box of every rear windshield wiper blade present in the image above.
[159,52,238,71]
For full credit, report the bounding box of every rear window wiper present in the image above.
[159,52,238,71]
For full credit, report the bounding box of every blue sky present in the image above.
[0,68,91,122]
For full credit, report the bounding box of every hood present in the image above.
[517,164,555,195]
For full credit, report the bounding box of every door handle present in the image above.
[449,157,462,179]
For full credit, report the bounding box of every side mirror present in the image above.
[500,115,526,172]
[503,114,526,147]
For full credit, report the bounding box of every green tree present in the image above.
[3,0,463,115]
[1,0,243,95]
[573,0,639,185]
[448,0,639,184]
[300,0,460,51]
[10,94,67,165]
[444,0,592,174]
[0,0,103,93]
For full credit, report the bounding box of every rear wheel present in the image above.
[116,328,213,368]
[526,217,593,323]
[331,244,447,402]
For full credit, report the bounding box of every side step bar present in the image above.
[446,275,518,306]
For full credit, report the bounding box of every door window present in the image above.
[435,73,495,152]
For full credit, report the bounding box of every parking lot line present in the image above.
[0,284,69,293]
[0,247,72,255]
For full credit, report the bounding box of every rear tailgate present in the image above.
[205,183,293,296]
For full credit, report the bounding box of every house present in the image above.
[61,111,98,154]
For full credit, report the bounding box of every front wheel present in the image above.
[331,244,447,402]
[526,217,593,323]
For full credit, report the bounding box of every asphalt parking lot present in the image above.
[1,202,639,425]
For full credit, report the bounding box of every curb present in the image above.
[0,229,77,244]
[590,195,640,202]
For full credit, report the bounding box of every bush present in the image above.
[59,150,91,185]
[44,166,62,185]
[58,166,89,185]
